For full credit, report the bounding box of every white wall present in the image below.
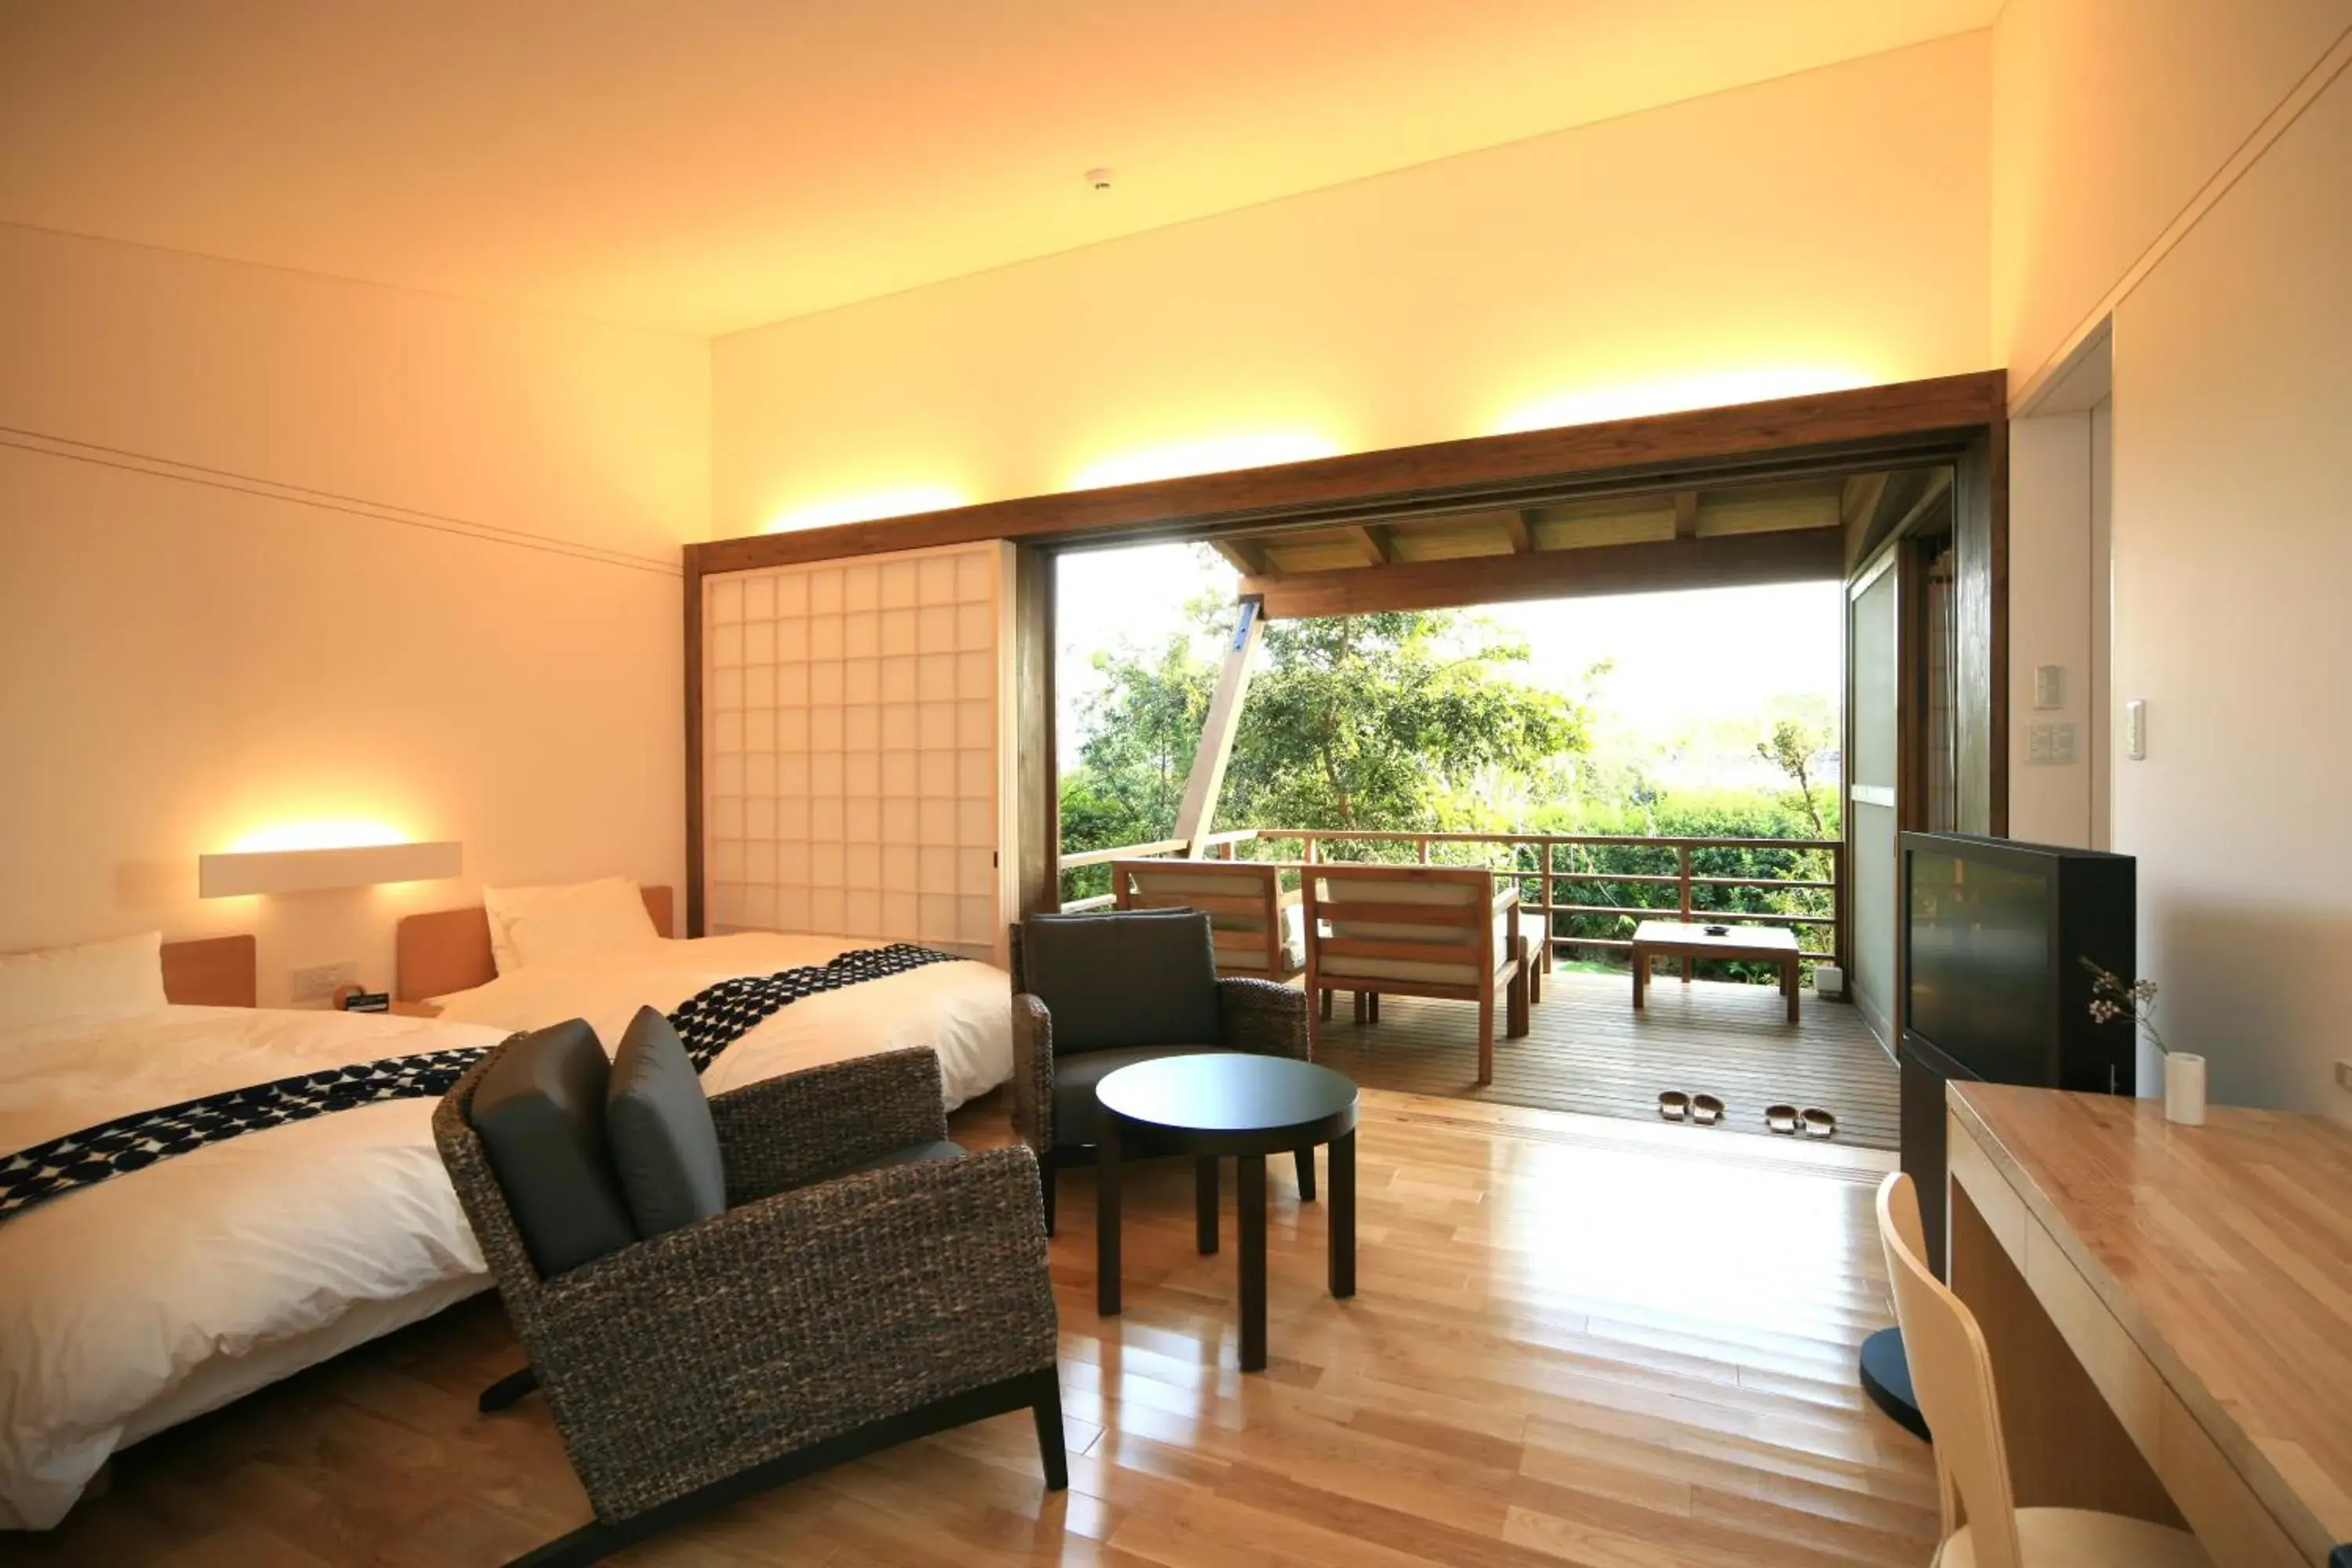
[1991,0,2352,391]
[0,225,708,1004]
[2107,67,2352,1117]
[712,34,1991,537]
[2005,408,2096,846]
[1992,2,2352,1116]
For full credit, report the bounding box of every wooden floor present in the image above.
[1312,971,1902,1150]
[14,1090,1936,1567]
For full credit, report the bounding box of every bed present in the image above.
[0,889,1012,1531]
[398,884,1014,1112]
[0,935,510,1530]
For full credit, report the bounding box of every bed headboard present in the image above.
[394,885,673,1003]
[161,935,258,1007]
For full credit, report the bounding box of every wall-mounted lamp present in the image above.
[198,840,463,898]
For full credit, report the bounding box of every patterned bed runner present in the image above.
[0,943,962,1220]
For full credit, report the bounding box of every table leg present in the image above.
[1196,1155,1219,1254]
[1238,1152,1267,1372]
[1784,957,1800,1024]
[1097,1116,1122,1317]
[1632,949,1647,1010]
[1329,1130,1356,1299]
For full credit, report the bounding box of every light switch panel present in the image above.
[2034,665,2063,710]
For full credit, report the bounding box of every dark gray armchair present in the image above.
[434,1019,1064,1567]
[1011,908,1312,1233]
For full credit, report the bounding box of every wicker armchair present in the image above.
[434,1044,1065,1567]
[1011,913,1311,1234]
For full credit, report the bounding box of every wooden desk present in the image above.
[1945,1082,2352,1568]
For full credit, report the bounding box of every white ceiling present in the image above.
[0,1,1997,336]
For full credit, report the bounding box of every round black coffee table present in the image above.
[1094,1053,1359,1372]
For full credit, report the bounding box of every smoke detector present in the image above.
[1083,167,1116,193]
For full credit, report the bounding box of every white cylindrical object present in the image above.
[1814,964,1845,1000]
[2163,1052,2207,1126]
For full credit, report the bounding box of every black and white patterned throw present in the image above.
[666,942,964,1069]
[0,943,964,1221]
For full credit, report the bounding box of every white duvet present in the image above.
[0,938,1011,1531]
[0,1005,508,1530]
[424,933,1013,1111]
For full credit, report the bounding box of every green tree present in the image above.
[1755,718,1836,837]
[1057,601,1589,898]
[1224,611,1585,832]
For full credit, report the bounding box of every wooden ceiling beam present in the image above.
[1504,511,1535,552]
[1841,471,1891,531]
[1212,539,1269,577]
[1889,468,1955,536]
[1342,524,1390,566]
[1671,490,1700,539]
[692,372,2006,572]
[1243,528,1842,619]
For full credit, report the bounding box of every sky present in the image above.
[1055,541,1844,786]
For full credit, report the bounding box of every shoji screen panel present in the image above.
[702,541,1017,963]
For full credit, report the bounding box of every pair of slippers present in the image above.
[1657,1092,1838,1138]
[1766,1104,1838,1138]
[1657,1091,1725,1125]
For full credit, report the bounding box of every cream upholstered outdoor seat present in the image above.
[1111,858,1305,982]
[1302,863,1528,1084]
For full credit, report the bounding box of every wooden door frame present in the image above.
[684,372,2007,933]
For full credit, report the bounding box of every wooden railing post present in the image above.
[1541,837,1554,968]
[1678,843,1694,985]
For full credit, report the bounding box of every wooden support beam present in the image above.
[692,372,2007,572]
[1842,471,1891,531]
[1342,524,1390,566]
[1212,539,1268,577]
[1172,599,1266,851]
[1504,511,1535,552]
[1890,467,1955,536]
[1244,528,1842,619]
[1671,491,1700,539]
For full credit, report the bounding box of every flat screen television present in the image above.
[1896,833,2136,1279]
[1900,832,2136,1094]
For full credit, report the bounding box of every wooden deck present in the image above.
[1312,968,1900,1150]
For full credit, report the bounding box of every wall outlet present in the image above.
[289,960,361,1004]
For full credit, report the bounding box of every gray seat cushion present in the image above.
[606,1006,728,1239]
[819,1138,966,1182]
[1051,1044,1233,1146]
[1021,909,1221,1054]
[467,1018,638,1278]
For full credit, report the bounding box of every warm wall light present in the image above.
[1491,366,1874,436]
[198,841,463,898]
[1066,432,1341,492]
[227,818,411,854]
[765,485,969,533]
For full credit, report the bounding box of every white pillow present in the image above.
[481,877,661,974]
[0,931,169,1032]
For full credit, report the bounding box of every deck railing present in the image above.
[1058,827,1843,971]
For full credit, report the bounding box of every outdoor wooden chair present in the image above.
[1303,863,1530,1084]
[1111,858,1305,983]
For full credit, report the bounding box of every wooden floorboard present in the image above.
[1312,971,1901,1151]
[13,1089,1934,1566]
